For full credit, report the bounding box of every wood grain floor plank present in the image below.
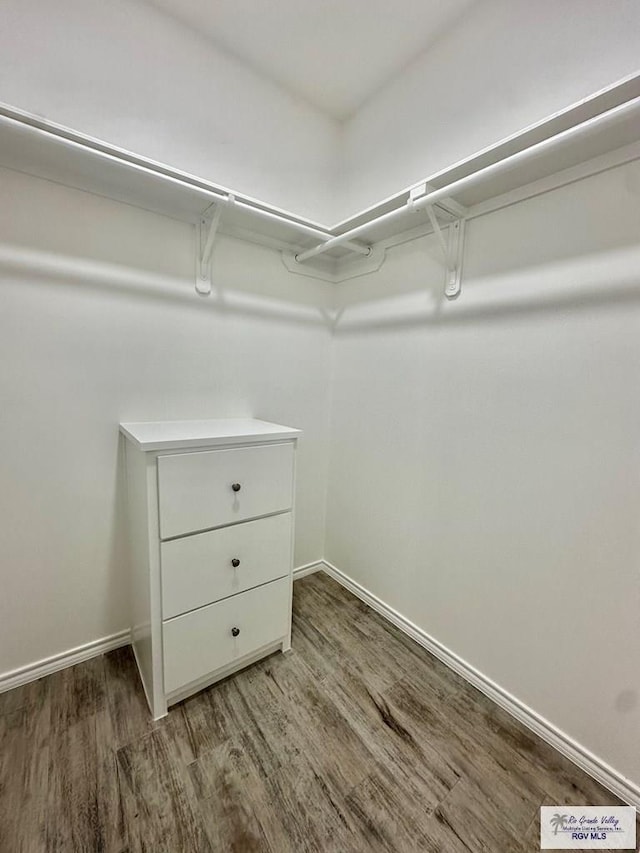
[261,751,361,853]
[178,654,305,782]
[46,657,127,853]
[192,644,460,841]
[0,693,50,853]
[230,663,307,779]
[290,611,346,682]
[439,683,626,832]
[384,675,545,835]
[260,650,375,795]
[477,696,627,809]
[105,645,197,767]
[319,667,460,809]
[103,646,166,749]
[434,776,532,853]
[345,769,469,853]
[117,728,212,853]
[173,684,238,762]
[292,573,369,629]
[359,604,472,688]
[313,661,392,734]
[293,588,405,694]
[187,687,301,797]
[189,737,291,853]
[446,684,626,816]
[403,649,472,701]
[0,677,49,717]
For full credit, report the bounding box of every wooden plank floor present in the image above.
[0,572,632,852]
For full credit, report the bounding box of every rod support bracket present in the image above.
[195,199,228,295]
[423,205,465,299]
[444,218,465,300]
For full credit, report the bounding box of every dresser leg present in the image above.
[281,638,292,653]
[149,685,168,720]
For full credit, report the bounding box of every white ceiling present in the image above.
[146,0,477,120]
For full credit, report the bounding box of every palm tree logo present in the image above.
[550,814,569,835]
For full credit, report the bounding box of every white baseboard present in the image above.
[0,560,323,694]
[293,560,324,579]
[0,629,131,694]
[320,559,640,811]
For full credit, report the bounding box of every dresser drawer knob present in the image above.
[231,558,240,568]
[231,627,240,637]
[231,483,241,492]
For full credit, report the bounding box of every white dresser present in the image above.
[119,418,301,719]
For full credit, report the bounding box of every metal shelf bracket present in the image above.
[423,204,465,299]
[445,218,465,300]
[195,199,228,295]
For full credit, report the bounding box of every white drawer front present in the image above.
[162,576,290,694]
[157,442,294,540]
[161,512,292,619]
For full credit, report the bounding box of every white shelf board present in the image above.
[120,418,301,452]
[447,98,640,210]
[289,74,640,271]
[0,104,342,258]
[334,72,640,232]
[1,71,639,276]
[0,113,213,222]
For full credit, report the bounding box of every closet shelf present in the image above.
[0,103,366,266]
[1,72,639,287]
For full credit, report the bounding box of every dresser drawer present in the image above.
[161,512,292,619]
[157,442,294,540]
[162,576,290,694]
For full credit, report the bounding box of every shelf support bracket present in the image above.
[425,205,451,267]
[424,205,465,300]
[444,218,465,300]
[195,200,226,295]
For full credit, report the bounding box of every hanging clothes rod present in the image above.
[294,93,640,264]
[226,196,371,256]
[0,104,370,259]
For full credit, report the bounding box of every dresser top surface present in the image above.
[119,418,301,451]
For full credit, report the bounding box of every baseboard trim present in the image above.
[0,561,323,693]
[293,560,324,579]
[320,559,640,810]
[0,629,131,694]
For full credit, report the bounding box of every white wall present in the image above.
[0,0,340,223]
[340,0,640,218]
[325,159,640,789]
[0,166,332,676]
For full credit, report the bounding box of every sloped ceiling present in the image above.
[144,0,477,120]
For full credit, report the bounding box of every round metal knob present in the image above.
[231,558,240,568]
[231,627,240,637]
[232,483,241,492]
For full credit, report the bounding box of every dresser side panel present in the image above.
[125,442,165,717]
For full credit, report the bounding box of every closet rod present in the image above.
[295,94,640,264]
[0,105,370,260]
[227,196,372,256]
